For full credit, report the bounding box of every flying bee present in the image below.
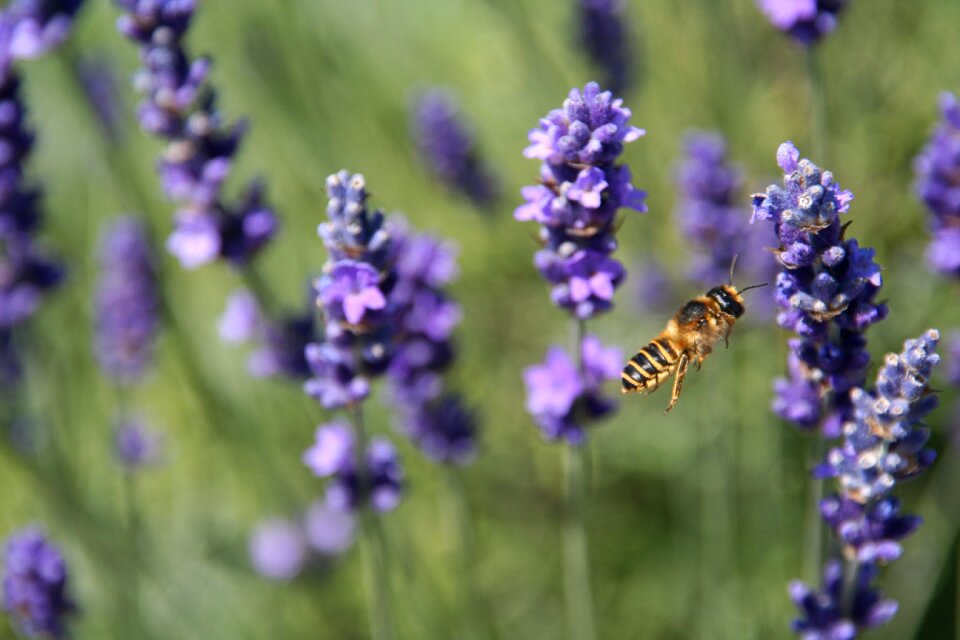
[621,263,766,414]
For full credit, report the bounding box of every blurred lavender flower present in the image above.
[758,0,846,45]
[304,500,357,556]
[576,0,634,96]
[402,394,478,466]
[114,417,163,471]
[219,289,315,380]
[946,331,960,388]
[94,217,158,384]
[2,527,75,638]
[789,560,896,638]
[753,141,886,436]
[411,89,499,207]
[516,82,646,319]
[631,257,673,312]
[523,335,621,445]
[0,17,65,336]
[248,518,307,581]
[302,422,403,513]
[75,54,124,142]
[675,132,778,301]
[3,0,85,59]
[914,92,960,278]
[114,0,278,269]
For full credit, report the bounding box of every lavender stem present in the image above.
[350,404,395,640]
[806,48,828,163]
[564,318,596,640]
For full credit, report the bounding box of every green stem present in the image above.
[350,405,395,640]
[806,48,828,163]
[564,317,596,640]
[564,443,596,640]
[447,467,499,640]
[124,471,144,637]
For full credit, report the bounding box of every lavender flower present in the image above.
[411,89,498,207]
[516,82,646,319]
[576,0,634,96]
[248,518,307,581]
[402,394,478,465]
[3,0,85,59]
[675,132,778,296]
[946,331,960,388]
[94,217,158,384]
[2,527,75,638]
[914,92,960,278]
[789,560,897,639]
[75,54,124,142]
[753,142,886,436]
[789,330,940,637]
[523,335,621,445]
[302,422,403,513]
[114,0,278,269]
[304,500,357,556]
[114,417,163,470]
[758,0,846,45]
[0,14,65,334]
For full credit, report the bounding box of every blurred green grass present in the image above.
[2,0,959,638]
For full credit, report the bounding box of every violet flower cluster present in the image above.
[219,289,315,380]
[2,527,74,638]
[3,0,85,59]
[758,0,846,45]
[516,82,641,444]
[753,142,887,437]
[114,0,278,269]
[411,89,499,208]
[515,81,646,320]
[94,217,158,384]
[576,0,634,96]
[789,330,941,637]
[387,225,478,465]
[675,131,777,294]
[249,501,357,581]
[0,10,72,386]
[305,171,398,410]
[302,421,403,514]
[524,336,622,445]
[914,92,960,278]
[94,217,165,470]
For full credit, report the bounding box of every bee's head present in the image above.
[706,285,745,318]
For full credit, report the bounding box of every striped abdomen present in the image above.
[621,338,680,393]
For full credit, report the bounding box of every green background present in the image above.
[2,0,959,638]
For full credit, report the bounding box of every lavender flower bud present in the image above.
[248,518,307,581]
[789,560,897,637]
[758,0,846,45]
[114,417,163,471]
[914,92,960,278]
[94,217,159,384]
[411,89,499,207]
[2,527,75,638]
[304,500,356,556]
[516,82,646,319]
[302,422,404,513]
[3,0,85,59]
[114,0,278,269]
[576,0,634,96]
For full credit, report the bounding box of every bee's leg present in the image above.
[664,353,689,414]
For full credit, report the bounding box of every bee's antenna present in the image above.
[728,255,739,286]
[738,282,769,294]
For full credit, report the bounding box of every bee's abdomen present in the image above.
[621,339,678,393]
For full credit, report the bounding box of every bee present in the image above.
[621,265,766,414]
